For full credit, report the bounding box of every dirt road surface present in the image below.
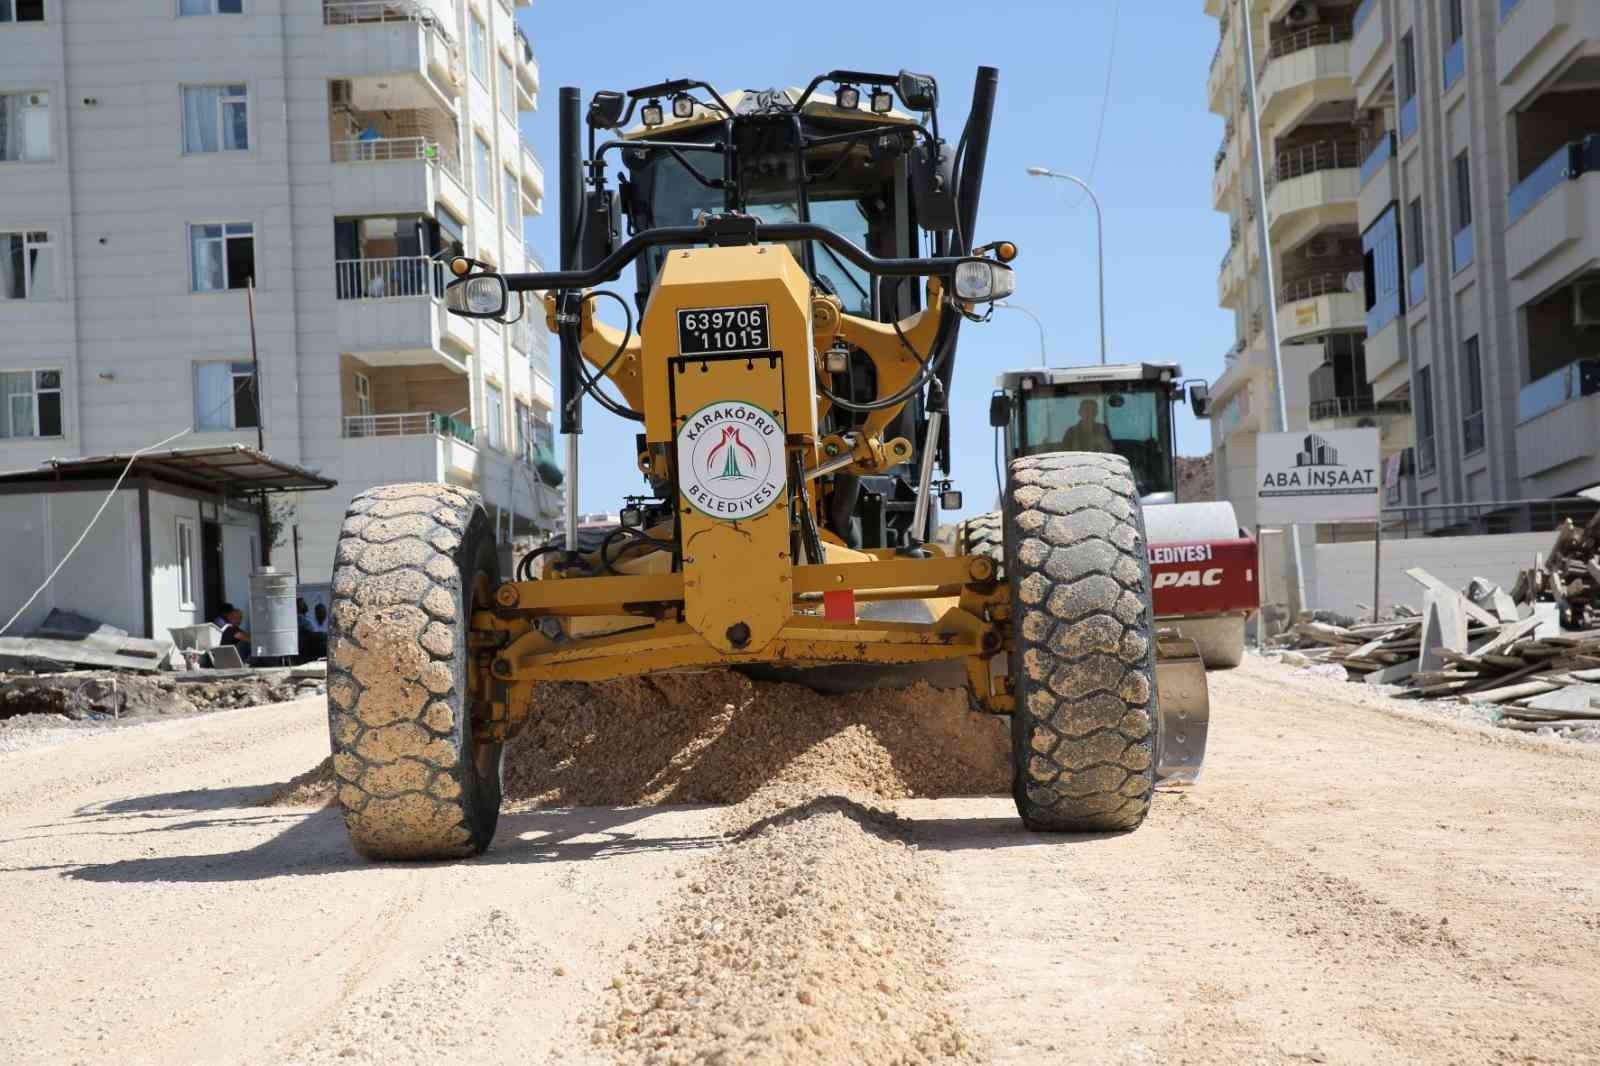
[3,656,1597,1065]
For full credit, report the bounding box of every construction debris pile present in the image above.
[1511,511,1600,629]
[1277,566,1600,740]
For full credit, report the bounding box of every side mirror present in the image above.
[1188,383,1212,418]
[445,273,508,319]
[989,393,1013,428]
[896,70,938,112]
[909,139,959,233]
[588,90,626,130]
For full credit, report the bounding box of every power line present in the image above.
[1068,0,1124,208]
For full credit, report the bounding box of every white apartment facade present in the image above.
[0,0,558,604]
[1207,0,1600,542]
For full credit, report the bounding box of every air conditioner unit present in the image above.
[1575,280,1600,327]
[1285,1,1322,28]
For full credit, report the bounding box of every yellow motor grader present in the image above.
[326,67,1209,860]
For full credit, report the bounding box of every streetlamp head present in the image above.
[1025,166,1053,177]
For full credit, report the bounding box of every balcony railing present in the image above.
[513,23,533,64]
[1519,358,1600,424]
[323,0,450,35]
[1452,224,1475,273]
[1359,132,1395,187]
[1353,0,1380,33]
[1220,247,1235,276]
[331,134,463,185]
[1408,262,1428,307]
[1309,396,1411,421]
[342,410,475,444]
[1508,136,1596,224]
[1442,38,1466,91]
[335,255,445,300]
[1271,140,1362,187]
[1280,272,1356,305]
[1261,23,1353,72]
[1399,96,1419,141]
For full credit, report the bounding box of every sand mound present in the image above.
[267,755,337,807]
[500,671,1011,807]
[587,784,984,1063]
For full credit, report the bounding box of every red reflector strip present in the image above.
[823,589,856,622]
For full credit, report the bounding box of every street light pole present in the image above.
[995,300,1048,367]
[1026,166,1107,365]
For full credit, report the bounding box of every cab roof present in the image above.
[995,362,1183,390]
[622,87,918,140]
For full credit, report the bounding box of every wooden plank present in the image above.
[1499,718,1600,731]
[1363,657,1420,685]
[1467,615,1542,657]
[1403,568,1502,628]
[1463,680,1561,704]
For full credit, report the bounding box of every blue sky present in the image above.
[515,1,1229,517]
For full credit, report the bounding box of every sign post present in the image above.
[1256,429,1382,618]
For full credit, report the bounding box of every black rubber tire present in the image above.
[980,452,1160,832]
[326,484,503,860]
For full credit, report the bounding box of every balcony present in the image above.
[1257,25,1354,130]
[1277,273,1366,342]
[1498,0,1600,112]
[1452,224,1475,273]
[1398,95,1419,142]
[1310,395,1412,428]
[335,255,473,368]
[1507,139,1598,306]
[1359,132,1395,187]
[1359,135,1397,227]
[1364,311,1408,394]
[519,141,544,209]
[322,2,462,102]
[1408,262,1429,308]
[1267,141,1362,241]
[330,122,469,219]
[1516,360,1600,488]
[343,410,475,445]
[513,24,540,96]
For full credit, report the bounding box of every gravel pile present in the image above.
[587,783,983,1064]
[267,755,337,807]
[500,672,1010,807]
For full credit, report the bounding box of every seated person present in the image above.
[1061,398,1116,453]
[219,609,251,655]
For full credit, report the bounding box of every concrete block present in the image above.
[1523,685,1600,713]
[1518,602,1560,638]
[1418,587,1468,673]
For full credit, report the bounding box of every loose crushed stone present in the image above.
[267,755,337,807]
[500,672,1010,806]
[0,671,325,722]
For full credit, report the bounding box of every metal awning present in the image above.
[0,445,337,496]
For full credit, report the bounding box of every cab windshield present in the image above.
[1012,383,1175,496]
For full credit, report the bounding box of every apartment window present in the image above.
[0,91,50,161]
[474,134,493,204]
[1399,32,1417,100]
[1445,0,1465,45]
[498,55,516,120]
[1462,336,1485,455]
[503,169,520,231]
[484,381,504,449]
[514,399,531,461]
[1362,204,1403,332]
[469,12,488,85]
[176,516,197,610]
[1452,153,1473,230]
[1,230,56,300]
[1416,365,1436,475]
[193,361,259,431]
[0,1,45,21]
[179,0,241,13]
[436,202,467,257]
[182,84,248,153]
[533,410,553,452]
[353,371,371,417]
[190,222,254,292]
[1406,199,1426,270]
[0,369,62,438]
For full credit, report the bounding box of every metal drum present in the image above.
[247,567,299,660]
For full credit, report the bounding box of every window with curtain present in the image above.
[503,169,520,232]
[514,399,530,461]
[485,382,504,449]
[0,91,51,162]
[182,84,248,153]
[179,0,242,13]
[1,230,56,300]
[474,134,493,204]
[193,361,259,431]
[469,13,488,84]
[498,55,516,119]
[0,1,46,22]
[176,517,197,610]
[190,223,254,291]
[0,369,62,438]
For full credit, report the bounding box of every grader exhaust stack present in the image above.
[327,65,1216,861]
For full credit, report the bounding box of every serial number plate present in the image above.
[678,304,770,356]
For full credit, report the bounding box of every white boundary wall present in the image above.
[1313,532,1553,619]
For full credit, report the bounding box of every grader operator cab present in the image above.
[326,66,1213,862]
[990,363,1260,669]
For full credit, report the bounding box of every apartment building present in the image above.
[1206,0,1600,542]
[0,0,557,612]
[1206,0,1412,548]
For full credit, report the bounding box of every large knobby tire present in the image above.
[326,484,504,860]
[992,452,1160,832]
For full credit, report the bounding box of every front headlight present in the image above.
[445,273,508,318]
[953,259,1017,303]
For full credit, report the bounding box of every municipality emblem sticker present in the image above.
[677,400,786,522]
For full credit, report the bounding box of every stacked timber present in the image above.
[1512,511,1600,627]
